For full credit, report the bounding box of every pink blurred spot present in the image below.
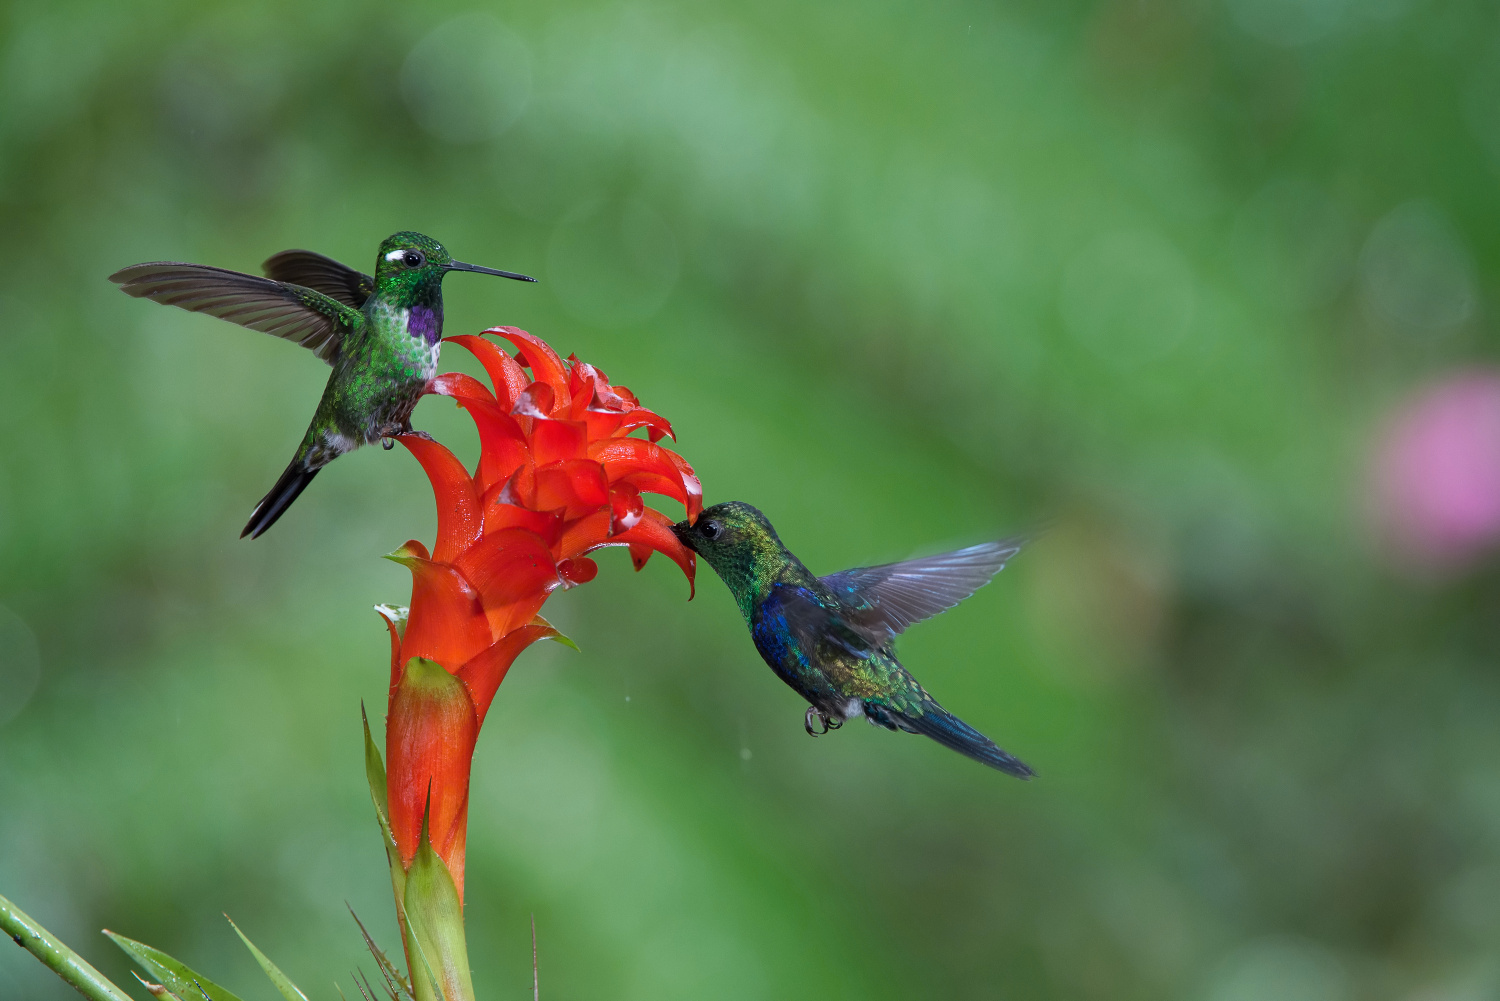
[1373,369,1500,573]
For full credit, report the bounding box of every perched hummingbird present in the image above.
[110,233,533,538]
[675,501,1034,777]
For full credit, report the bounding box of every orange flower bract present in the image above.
[381,327,700,900]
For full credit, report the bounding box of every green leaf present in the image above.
[224,915,308,1001]
[104,930,245,1001]
[393,894,446,1001]
[0,892,135,1001]
[363,703,407,907]
[349,906,413,1001]
[531,614,580,651]
[401,805,474,1001]
[361,702,392,826]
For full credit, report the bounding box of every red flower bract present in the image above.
[383,327,699,901]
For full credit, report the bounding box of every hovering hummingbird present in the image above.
[675,501,1034,777]
[110,232,534,538]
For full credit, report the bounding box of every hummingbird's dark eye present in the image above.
[700,519,723,541]
[403,250,424,268]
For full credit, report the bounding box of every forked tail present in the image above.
[884,699,1035,779]
[242,458,320,539]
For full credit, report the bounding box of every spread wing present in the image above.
[110,262,363,364]
[819,538,1024,644]
[262,249,374,310]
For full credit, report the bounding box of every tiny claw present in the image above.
[382,438,396,450]
[825,714,843,731]
[805,706,829,737]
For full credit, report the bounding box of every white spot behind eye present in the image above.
[385,249,408,262]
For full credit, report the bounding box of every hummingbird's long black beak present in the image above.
[446,260,537,282]
[671,519,696,550]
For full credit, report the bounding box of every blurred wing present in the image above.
[110,262,362,364]
[820,538,1024,643]
[262,249,374,310]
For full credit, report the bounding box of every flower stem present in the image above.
[0,892,133,1001]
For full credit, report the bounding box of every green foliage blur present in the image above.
[3,0,1500,998]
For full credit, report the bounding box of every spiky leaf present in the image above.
[402,810,473,1001]
[349,906,414,1001]
[0,892,134,1001]
[104,930,244,1001]
[224,916,308,1001]
[363,704,407,905]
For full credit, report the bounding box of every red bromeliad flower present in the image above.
[378,327,700,901]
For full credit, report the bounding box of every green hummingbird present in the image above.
[110,232,534,538]
[674,501,1034,777]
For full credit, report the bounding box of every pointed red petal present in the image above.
[666,450,703,523]
[445,334,529,411]
[582,409,626,439]
[456,623,557,726]
[398,434,482,563]
[616,409,675,441]
[607,508,696,595]
[534,460,610,518]
[397,539,432,561]
[609,483,645,534]
[556,507,612,560]
[492,462,537,510]
[386,657,478,869]
[389,553,493,670]
[530,418,588,466]
[377,604,406,700]
[589,438,702,519]
[431,370,495,405]
[487,327,571,411]
[481,499,564,546]
[454,395,531,495]
[615,470,691,503]
[513,381,556,419]
[450,527,563,635]
[565,373,596,421]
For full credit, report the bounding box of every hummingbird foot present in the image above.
[805,706,842,737]
[382,438,396,450]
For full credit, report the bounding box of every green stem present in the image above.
[0,892,135,1001]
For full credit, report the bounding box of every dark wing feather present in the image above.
[888,699,1035,778]
[262,249,374,310]
[109,262,361,364]
[759,584,878,662]
[820,538,1024,644]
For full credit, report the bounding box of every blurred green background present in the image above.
[4,0,1500,998]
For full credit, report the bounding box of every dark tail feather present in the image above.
[897,702,1035,779]
[242,460,319,539]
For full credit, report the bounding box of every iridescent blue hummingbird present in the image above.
[110,233,533,537]
[675,501,1034,777]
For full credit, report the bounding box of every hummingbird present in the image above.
[674,501,1034,777]
[110,232,534,538]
